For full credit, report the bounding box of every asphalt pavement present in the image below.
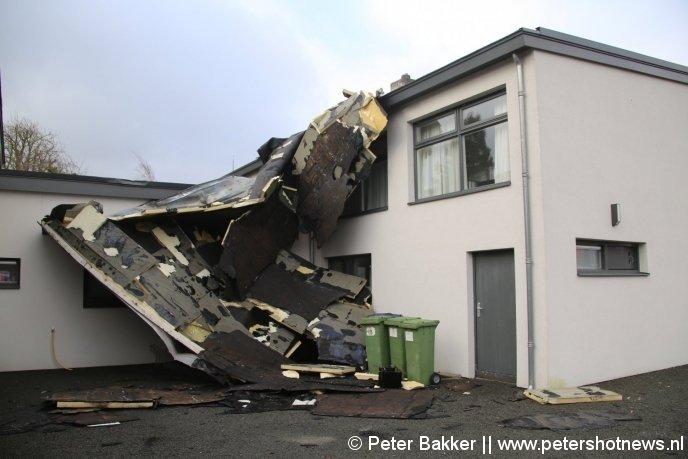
[1,362,686,458]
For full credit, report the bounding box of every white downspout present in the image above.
[309,231,316,264]
[513,53,536,390]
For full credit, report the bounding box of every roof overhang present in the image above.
[380,27,688,111]
[0,169,192,200]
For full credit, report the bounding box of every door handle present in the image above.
[477,302,484,318]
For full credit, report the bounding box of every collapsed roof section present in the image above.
[40,91,387,387]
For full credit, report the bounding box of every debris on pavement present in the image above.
[280,363,356,376]
[524,386,622,404]
[500,410,641,431]
[48,385,229,408]
[444,378,479,393]
[401,380,425,391]
[39,91,387,388]
[312,390,434,419]
[56,411,138,427]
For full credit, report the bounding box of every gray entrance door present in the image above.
[474,249,516,382]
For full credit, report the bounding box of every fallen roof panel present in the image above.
[39,91,387,386]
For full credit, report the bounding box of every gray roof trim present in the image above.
[0,169,192,200]
[381,27,688,110]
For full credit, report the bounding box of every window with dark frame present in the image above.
[576,239,646,276]
[328,253,372,293]
[342,157,388,216]
[0,258,21,289]
[414,92,509,201]
[83,270,126,308]
[342,133,388,217]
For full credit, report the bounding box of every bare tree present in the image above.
[2,117,81,173]
[133,152,156,181]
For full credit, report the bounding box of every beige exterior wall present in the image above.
[531,51,688,387]
[316,58,536,387]
[313,50,688,389]
[0,190,167,372]
[6,48,684,388]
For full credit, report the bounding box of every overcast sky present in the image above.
[2,0,687,184]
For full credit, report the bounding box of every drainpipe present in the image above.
[513,53,536,390]
[309,231,316,264]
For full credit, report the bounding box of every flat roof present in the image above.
[0,169,192,200]
[380,27,688,110]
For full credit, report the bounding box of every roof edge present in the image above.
[381,27,688,110]
[0,169,192,200]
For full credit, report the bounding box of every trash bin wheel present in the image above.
[430,372,441,385]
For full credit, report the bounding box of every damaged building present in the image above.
[1,28,687,390]
[36,91,387,385]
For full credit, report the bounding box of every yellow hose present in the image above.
[50,328,73,371]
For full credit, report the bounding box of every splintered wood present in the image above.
[524,386,622,405]
[280,363,356,376]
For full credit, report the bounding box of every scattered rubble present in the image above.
[312,390,434,419]
[500,411,641,431]
[523,386,623,404]
[40,91,387,387]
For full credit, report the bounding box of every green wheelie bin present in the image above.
[360,313,400,373]
[399,318,440,385]
[384,316,419,378]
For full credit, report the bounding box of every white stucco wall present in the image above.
[0,190,168,372]
[317,58,536,387]
[312,50,687,389]
[531,51,688,387]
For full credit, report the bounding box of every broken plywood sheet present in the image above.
[245,298,309,335]
[49,386,228,408]
[217,192,299,299]
[311,90,387,136]
[149,223,214,277]
[293,92,386,246]
[313,390,433,419]
[65,203,107,241]
[199,331,293,384]
[280,363,356,375]
[54,211,161,283]
[127,267,201,327]
[276,250,367,300]
[41,221,204,355]
[524,386,622,405]
[249,132,303,200]
[296,122,369,246]
[40,91,388,386]
[249,321,298,355]
[248,263,349,321]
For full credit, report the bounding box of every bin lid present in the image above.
[360,313,401,325]
[398,318,440,329]
[384,316,420,326]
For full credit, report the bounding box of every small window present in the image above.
[415,113,457,141]
[576,239,646,276]
[83,270,126,308]
[343,158,388,216]
[343,133,388,217]
[328,254,372,291]
[414,91,509,201]
[462,94,507,127]
[576,245,602,270]
[0,258,21,289]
